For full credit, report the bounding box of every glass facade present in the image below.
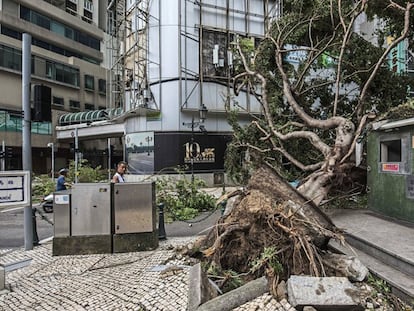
[0,43,80,87]
[0,110,51,134]
[1,26,100,64]
[20,6,100,51]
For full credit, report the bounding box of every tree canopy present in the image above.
[226,0,414,204]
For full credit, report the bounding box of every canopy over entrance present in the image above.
[58,108,123,126]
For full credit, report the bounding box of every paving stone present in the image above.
[287,275,360,310]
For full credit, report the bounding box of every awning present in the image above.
[58,108,123,126]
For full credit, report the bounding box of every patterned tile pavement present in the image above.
[0,237,295,311]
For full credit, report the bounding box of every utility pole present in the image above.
[1,141,5,171]
[22,33,33,250]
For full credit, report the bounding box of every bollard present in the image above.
[158,203,167,240]
[32,207,40,246]
[219,200,227,216]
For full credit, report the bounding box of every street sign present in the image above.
[0,171,30,208]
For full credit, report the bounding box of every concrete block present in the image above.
[322,252,369,282]
[196,276,268,311]
[187,263,218,310]
[287,275,362,311]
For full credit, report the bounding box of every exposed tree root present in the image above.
[197,165,345,293]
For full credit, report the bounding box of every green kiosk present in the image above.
[367,117,414,223]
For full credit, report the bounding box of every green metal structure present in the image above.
[367,118,414,223]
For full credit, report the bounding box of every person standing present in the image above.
[111,161,127,183]
[56,168,70,191]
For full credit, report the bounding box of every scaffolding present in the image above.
[107,0,281,114]
[107,0,159,112]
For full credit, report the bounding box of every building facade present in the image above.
[0,0,108,173]
[55,0,281,179]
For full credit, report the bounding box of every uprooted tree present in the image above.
[195,0,414,292]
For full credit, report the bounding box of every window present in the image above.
[0,45,22,71]
[85,103,95,110]
[380,140,401,162]
[66,0,78,16]
[202,30,235,78]
[84,0,93,12]
[53,97,64,107]
[69,100,80,110]
[0,109,51,134]
[98,79,106,95]
[85,75,95,90]
[379,134,410,174]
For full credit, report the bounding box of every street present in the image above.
[0,205,54,249]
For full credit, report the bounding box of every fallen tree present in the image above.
[191,0,414,295]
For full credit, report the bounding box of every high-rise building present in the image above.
[0,0,108,173]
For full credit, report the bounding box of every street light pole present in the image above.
[145,136,153,156]
[190,115,195,183]
[182,105,208,184]
[47,143,54,182]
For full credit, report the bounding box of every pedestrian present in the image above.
[111,161,127,183]
[56,168,70,191]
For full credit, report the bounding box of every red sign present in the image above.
[382,163,399,172]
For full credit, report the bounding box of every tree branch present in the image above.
[356,1,414,117]
[333,0,367,116]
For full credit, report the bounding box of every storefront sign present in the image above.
[382,163,400,172]
[184,142,215,163]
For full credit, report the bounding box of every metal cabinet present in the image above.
[71,183,111,236]
[113,182,155,234]
[53,190,71,237]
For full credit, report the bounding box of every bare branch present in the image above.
[357,1,414,116]
[271,35,347,129]
[252,120,331,156]
[333,0,367,116]
[273,146,324,171]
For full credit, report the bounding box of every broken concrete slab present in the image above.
[187,263,218,310]
[287,275,362,311]
[196,276,268,311]
[321,252,369,282]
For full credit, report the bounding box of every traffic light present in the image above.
[0,147,13,159]
[5,147,12,158]
[33,85,52,122]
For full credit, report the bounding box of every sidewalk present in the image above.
[0,236,293,311]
